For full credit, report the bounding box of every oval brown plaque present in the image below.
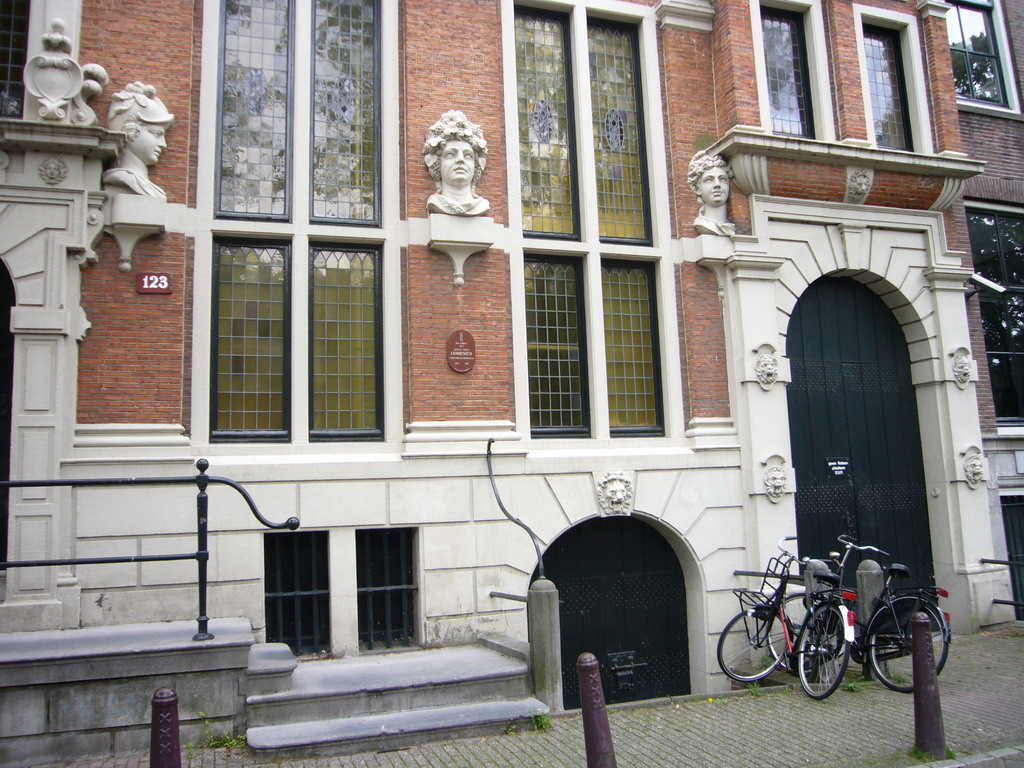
[447,329,476,373]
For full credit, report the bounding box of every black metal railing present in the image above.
[0,458,299,640]
[486,438,545,580]
[980,557,1024,618]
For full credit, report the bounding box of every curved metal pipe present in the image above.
[486,438,544,579]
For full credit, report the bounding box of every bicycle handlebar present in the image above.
[837,534,889,557]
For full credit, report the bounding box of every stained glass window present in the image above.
[948,0,1005,105]
[310,246,381,438]
[589,23,649,243]
[312,0,379,222]
[0,0,28,118]
[602,261,662,434]
[218,0,292,217]
[515,12,577,238]
[762,8,814,138]
[525,259,588,435]
[863,25,911,151]
[213,243,290,438]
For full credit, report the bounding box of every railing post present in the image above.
[528,578,563,712]
[150,688,181,768]
[577,652,617,768]
[193,459,213,641]
[913,612,946,759]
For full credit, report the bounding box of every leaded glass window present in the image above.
[948,0,1005,105]
[525,259,589,436]
[310,246,381,439]
[968,210,1024,421]
[602,261,662,435]
[762,8,814,138]
[312,0,379,222]
[217,0,380,222]
[515,12,578,238]
[213,243,290,439]
[218,0,292,218]
[863,25,912,151]
[0,0,28,118]
[589,23,649,243]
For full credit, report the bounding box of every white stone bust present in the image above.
[688,150,735,237]
[103,82,174,199]
[423,110,489,217]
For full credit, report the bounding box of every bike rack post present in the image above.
[577,652,617,768]
[855,559,883,677]
[912,612,946,759]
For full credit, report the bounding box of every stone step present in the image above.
[245,697,548,757]
[246,645,532,727]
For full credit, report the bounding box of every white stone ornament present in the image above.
[962,448,984,489]
[688,150,735,237]
[22,19,108,125]
[754,348,779,390]
[764,466,787,502]
[595,471,634,516]
[423,111,489,217]
[950,348,973,389]
[103,82,175,199]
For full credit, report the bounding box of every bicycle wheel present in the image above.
[866,596,950,693]
[717,608,787,682]
[797,602,850,699]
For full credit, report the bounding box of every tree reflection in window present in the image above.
[969,210,1024,420]
[948,0,1005,105]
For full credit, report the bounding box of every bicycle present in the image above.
[717,536,853,699]
[825,534,951,693]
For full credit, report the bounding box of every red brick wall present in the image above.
[76,0,197,425]
[767,159,847,202]
[824,0,867,143]
[678,262,730,420]
[712,0,762,132]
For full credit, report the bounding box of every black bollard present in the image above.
[577,652,617,768]
[912,612,946,760]
[150,688,182,768]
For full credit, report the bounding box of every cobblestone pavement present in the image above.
[29,626,1024,768]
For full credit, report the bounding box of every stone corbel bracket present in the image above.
[103,193,166,271]
[427,213,497,287]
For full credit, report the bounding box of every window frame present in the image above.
[946,0,1019,112]
[0,0,30,119]
[750,0,836,143]
[853,5,934,154]
[307,243,384,442]
[862,23,914,151]
[210,238,293,443]
[524,255,591,438]
[966,205,1024,426]
[947,0,1008,107]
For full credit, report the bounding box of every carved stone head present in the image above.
[687,150,735,236]
[104,82,174,198]
[423,110,489,216]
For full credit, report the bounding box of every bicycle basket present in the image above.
[760,554,791,598]
[734,589,775,620]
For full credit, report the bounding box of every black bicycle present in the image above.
[717,537,852,699]
[825,534,951,693]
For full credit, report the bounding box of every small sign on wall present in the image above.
[827,457,850,477]
[136,273,172,294]
[447,329,476,373]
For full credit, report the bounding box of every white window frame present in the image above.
[193,0,403,452]
[749,0,837,142]
[947,0,1020,115]
[853,5,934,154]
[503,0,683,442]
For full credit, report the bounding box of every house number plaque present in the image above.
[446,329,476,373]
[136,273,172,294]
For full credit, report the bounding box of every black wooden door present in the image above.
[535,515,689,709]
[1001,497,1024,620]
[787,277,934,586]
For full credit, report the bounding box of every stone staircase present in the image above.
[244,635,548,757]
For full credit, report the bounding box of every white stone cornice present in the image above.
[917,0,952,20]
[655,0,715,31]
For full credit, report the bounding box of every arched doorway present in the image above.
[534,515,689,709]
[786,277,934,585]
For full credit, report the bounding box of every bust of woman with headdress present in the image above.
[103,82,174,199]
[423,110,490,217]
[688,150,736,237]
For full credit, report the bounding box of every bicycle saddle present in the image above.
[887,563,910,579]
[814,570,841,586]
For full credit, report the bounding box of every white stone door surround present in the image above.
[696,195,1012,630]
